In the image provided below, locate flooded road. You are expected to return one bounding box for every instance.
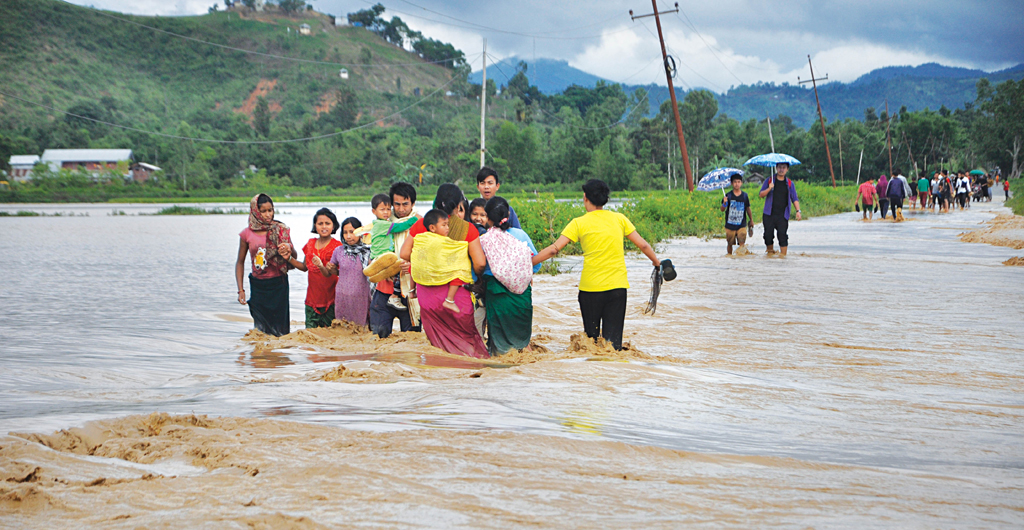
[1,199,1022,527]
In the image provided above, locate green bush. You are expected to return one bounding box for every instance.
[510,183,858,254]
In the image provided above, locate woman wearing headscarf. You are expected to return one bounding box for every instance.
[326,216,372,326]
[478,196,540,355]
[234,193,297,336]
[399,184,488,358]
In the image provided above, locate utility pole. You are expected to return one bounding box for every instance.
[856,148,864,185]
[902,130,918,175]
[630,1,694,192]
[884,100,893,178]
[479,38,487,169]
[798,55,836,188]
[766,112,775,153]
[838,129,844,185]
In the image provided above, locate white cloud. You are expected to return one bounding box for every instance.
[572,25,983,93]
[77,0,211,16]
[572,25,783,92]
[782,43,976,83]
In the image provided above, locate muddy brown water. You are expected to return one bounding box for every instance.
[1,199,1022,527]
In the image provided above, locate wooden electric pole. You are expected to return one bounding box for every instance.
[479,39,487,169]
[798,55,836,188]
[630,1,694,191]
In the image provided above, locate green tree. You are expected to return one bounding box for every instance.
[278,0,307,15]
[974,78,1024,179]
[253,96,271,137]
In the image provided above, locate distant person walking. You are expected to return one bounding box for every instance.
[858,178,878,220]
[917,173,930,210]
[234,193,297,337]
[887,168,907,221]
[876,175,890,219]
[758,162,802,256]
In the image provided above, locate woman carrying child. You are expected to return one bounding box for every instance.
[326,217,372,326]
[478,197,540,355]
[400,184,488,358]
[234,193,298,337]
[293,208,342,328]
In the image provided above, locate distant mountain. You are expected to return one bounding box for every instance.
[474,58,1024,128]
[471,57,609,95]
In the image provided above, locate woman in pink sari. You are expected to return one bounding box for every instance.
[400,184,488,358]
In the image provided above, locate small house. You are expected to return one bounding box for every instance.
[129,162,161,184]
[299,23,311,35]
[8,155,40,182]
[41,149,133,178]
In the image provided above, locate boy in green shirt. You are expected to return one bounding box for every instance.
[369,193,419,310]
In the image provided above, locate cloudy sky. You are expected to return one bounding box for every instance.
[69,0,1023,92]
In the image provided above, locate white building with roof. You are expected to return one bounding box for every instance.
[40,149,133,177]
[8,155,40,182]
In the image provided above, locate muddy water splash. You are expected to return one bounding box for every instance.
[1,200,1023,526]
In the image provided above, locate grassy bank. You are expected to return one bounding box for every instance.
[511,183,858,254]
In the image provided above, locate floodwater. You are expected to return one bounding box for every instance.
[1,198,1022,527]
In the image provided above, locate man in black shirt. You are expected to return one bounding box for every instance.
[757,162,802,256]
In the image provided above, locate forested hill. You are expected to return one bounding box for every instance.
[0,0,472,181]
[473,60,1024,128]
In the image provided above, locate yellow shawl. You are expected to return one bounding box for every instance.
[410,232,472,286]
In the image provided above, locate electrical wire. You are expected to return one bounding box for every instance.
[384,5,634,41]
[391,0,624,37]
[672,10,745,85]
[672,10,773,74]
[0,73,461,145]
[480,52,657,131]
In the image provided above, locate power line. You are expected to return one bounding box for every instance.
[635,20,720,92]
[0,73,462,145]
[672,10,772,74]
[65,1,476,68]
[389,0,622,37]
[389,0,628,40]
[384,5,635,41]
[672,11,745,85]
[476,52,652,131]
[533,90,651,131]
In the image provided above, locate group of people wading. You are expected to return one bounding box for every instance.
[856,168,1008,221]
[234,167,663,357]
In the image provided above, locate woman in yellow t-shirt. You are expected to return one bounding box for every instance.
[532,179,661,350]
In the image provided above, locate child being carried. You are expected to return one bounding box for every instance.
[410,209,473,314]
[367,193,419,311]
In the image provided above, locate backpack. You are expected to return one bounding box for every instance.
[478,228,533,294]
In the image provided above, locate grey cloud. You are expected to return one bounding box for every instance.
[72,0,1024,75]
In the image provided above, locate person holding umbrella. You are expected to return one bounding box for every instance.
[721,174,753,254]
[758,162,801,256]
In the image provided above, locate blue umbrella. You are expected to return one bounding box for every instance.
[743,153,801,167]
[697,167,743,192]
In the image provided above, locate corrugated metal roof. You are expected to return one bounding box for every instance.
[9,155,40,165]
[41,149,133,163]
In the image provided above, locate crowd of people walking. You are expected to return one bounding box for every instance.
[856,169,1007,220]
